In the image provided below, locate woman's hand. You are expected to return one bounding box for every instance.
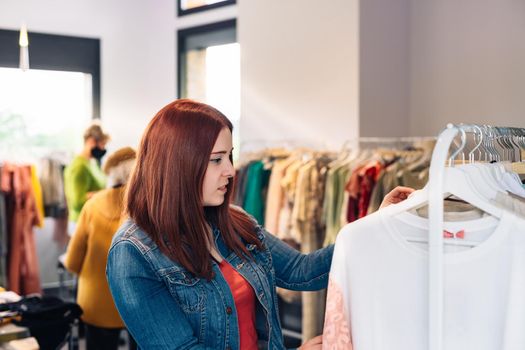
[379,186,415,209]
[299,335,323,350]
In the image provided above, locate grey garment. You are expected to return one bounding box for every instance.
[0,189,7,287]
[39,158,67,218]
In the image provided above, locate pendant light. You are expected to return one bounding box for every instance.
[19,23,30,71]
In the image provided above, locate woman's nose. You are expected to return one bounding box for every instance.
[223,161,235,178]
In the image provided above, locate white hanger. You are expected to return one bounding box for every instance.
[381,127,504,220]
[459,126,510,196]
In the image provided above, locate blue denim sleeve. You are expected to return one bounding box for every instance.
[262,228,335,291]
[106,241,210,349]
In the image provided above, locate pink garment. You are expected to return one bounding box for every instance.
[323,277,352,349]
[2,164,42,294]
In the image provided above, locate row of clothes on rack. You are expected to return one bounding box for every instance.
[233,140,435,247]
[232,139,435,340]
[323,125,525,350]
[0,158,68,295]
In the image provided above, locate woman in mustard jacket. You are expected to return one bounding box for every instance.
[64,147,136,350]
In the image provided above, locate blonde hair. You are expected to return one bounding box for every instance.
[103,147,136,188]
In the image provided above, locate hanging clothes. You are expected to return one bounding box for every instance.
[323,210,525,350]
[243,160,271,225]
[0,188,8,288]
[39,157,68,219]
[235,141,433,343]
[291,156,332,341]
[29,166,44,228]
[233,160,253,207]
[322,161,352,246]
[264,157,297,235]
[367,159,429,214]
[277,159,303,241]
[1,164,42,295]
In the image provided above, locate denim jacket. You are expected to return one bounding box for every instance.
[106,218,334,349]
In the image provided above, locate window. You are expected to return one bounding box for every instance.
[178,0,235,16]
[0,68,92,157]
[0,29,100,157]
[178,20,240,157]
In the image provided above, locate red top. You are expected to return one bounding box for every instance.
[219,260,258,350]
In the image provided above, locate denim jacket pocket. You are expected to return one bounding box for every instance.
[247,244,273,275]
[163,268,206,313]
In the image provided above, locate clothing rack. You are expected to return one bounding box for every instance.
[236,136,437,345]
[426,123,525,350]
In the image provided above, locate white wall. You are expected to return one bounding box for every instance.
[359,0,525,138]
[359,0,410,137]
[409,0,525,136]
[3,1,524,146]
[238,0,360,150]
[0,0,176,152]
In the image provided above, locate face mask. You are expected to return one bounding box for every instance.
[91,146,107,160]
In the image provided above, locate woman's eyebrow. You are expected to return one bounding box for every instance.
[211,148,233,155]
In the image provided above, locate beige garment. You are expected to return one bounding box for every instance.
[290,158,332,341]
[276,160,303,241]
[290,161,317,243]
[276,161,315,305]
[264,157,297,235]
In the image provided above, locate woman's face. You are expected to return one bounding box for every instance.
[202,128,235,206]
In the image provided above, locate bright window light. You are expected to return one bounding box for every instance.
[181,0,228,10]
[205,43,240,157]
[0,67,92,158]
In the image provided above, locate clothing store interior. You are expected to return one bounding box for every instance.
[1,1,525,350]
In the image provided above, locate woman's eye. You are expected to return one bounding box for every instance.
[210,158,222,164]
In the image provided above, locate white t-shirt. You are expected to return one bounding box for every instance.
[323,210,525,350]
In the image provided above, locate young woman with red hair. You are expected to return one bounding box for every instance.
[106,99,413,349]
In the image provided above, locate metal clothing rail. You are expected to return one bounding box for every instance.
[240,136,436,154]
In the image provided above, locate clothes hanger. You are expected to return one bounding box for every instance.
[508,127,525,176]
[381,126,504,248]
[457,124,508,195]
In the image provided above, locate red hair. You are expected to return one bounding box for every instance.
[126,99,262,279]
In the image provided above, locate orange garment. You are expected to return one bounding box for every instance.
[219,260,258,350]
[29,166,44,228]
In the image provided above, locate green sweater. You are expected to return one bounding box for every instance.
[64,156,106,222]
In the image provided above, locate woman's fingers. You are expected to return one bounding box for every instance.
[380,186,416,208]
